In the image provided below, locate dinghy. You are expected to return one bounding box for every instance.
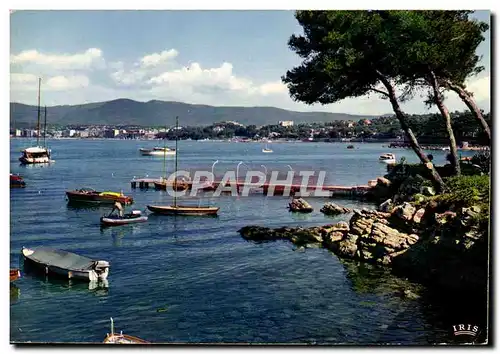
[101,210,148,226]
[104,318,150,344]
[10,269,21,282]
[21,247,109,282]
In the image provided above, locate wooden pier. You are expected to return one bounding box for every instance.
[131,177,376,198]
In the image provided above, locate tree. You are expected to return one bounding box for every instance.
[397,11,490,143]
[282,10,447,191]
[390,10,489,175]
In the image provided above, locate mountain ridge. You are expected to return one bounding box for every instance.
[10,98,380,127]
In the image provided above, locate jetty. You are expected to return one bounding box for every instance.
[131,177,377,198]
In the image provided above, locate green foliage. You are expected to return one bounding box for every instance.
[470,151,491,174]
[437,175,490,210]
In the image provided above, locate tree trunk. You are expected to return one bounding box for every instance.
[376,71,446,192]
[429,72,460,176]
[443,79,491,143]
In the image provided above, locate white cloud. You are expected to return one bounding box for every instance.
[148,62,253,93]
[10,48,104,70]
[140,49,178,68]
[46,75,90,91]
[257,81,288,95]
[10,73,38,85]
[10,47,490,116]
[466,76,490,101]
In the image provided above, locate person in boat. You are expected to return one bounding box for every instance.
[110,201,124,217]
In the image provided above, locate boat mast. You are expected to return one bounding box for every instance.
[36,78,41,146]
[43,106,47,148]
[162,124,167,182]
[174,116,179,208]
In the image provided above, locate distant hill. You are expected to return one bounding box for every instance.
[10,99,379,127]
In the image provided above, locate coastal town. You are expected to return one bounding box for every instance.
[10,110,491,150]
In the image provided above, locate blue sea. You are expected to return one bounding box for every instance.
[10,139,478,344]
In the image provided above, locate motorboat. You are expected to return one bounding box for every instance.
[10,174,26,188]
[379,153,396,164]
[10,269,21,282]
[262,148,273,153]
[104,318,149,344]
[66,188,134,205]
[101,210,148,226]
[21,247,109,282]
[139,147,176,156]
[347,145,355,149]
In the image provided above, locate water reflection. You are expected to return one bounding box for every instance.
[10,284,21,303]
[339,258,423,297]
[21,267,109,296]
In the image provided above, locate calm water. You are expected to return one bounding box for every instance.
[10,140,476,344]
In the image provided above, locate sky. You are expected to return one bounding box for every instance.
[9,10,491,115]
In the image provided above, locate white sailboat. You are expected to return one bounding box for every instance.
[19,78,52,165]
[262,132,273,153]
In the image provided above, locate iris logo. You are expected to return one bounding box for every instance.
[452,324,480,337]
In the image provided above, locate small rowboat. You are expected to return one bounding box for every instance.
[22,247,110,282]
[10,269,21,282]
[101,211,148,226]
[147,205,219,216]
[10,174,26,188]
[104,318,150,344]
[66,188,133,205]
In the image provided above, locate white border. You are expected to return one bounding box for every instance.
[3,2,497,354]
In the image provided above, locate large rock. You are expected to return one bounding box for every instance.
[320,202,352,216]
[378,199,394,213]
[413,208,426,224]
[393,202,416,221]
[288,198,313,213]
[377,177,391,187]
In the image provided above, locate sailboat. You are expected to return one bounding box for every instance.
[19,78,52,165]
[262,129,273,153]
[147,116,219,216]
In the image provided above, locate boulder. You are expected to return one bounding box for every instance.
[288,198,313,213]
[412,208,426,224]
[320,202,352,216]
[378,199,394,213]
[335,234,359,257]
[377,177,391,187]
[393,202,417,221]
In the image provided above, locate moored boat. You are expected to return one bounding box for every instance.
[147,204,219,216]
[139,147,176,156]
[101,210,148,226]
[19,146,52,165]
[104,318,149,344]
[147,116,220,217]
[22,247,110,282]
[262,148,273,153]
[10,173,26,188]
[379,153,396,164]
[66,188,133,205]
[19,79,53,165]
[10,269,21,282]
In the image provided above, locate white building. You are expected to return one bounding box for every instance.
[279,120,294,127]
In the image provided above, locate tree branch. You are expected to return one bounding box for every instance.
[370,87,389,97]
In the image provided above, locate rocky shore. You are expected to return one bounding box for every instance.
[239,199,488,293]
